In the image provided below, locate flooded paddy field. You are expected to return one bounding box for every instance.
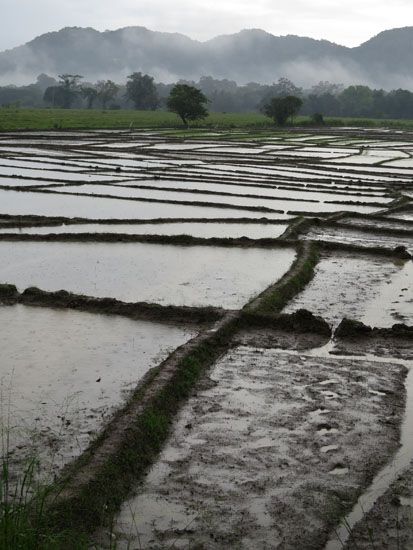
[1,127,413,548]
[0,221,289,239]
[0,241,296,308]
[0,189,290,219]
[284,251,413,327]
[0,303,196,479]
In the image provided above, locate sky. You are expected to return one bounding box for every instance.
[1,0,413,51]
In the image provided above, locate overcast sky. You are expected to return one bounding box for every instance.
[1,0,413,51]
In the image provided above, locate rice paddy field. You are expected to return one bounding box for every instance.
[0,126,412,549]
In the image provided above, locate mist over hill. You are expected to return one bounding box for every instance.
[1,26,413,89]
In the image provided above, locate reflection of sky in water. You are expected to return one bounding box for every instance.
[0,241,296,308]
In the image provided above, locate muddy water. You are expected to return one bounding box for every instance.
[284,252,413,328]
[0,242,296,308]
[0,165,125,182]
[107,344,405,549]
[0,189,289,220]
[0,158,93,172]
[0,222,289,239]
[0,304,195,479]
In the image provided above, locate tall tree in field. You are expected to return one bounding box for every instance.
[167,84,208,125]
[125,72,158,110]
[96,80,119,109]
[81,86,98,109]
[57,74,83,109]
[262,95,303,126]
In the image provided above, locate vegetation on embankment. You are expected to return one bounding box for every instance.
[3,108,413,132]
[244,241,320,314]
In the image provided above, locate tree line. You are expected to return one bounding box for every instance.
[3,72,413,121]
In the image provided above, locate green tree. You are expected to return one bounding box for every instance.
[80,86,98,109]
[57,74,83,109]
[125,72,158,110]
[271,77,302,97]
[262,95,303,126]
[339,85,374,117]
[96,80,119,109]
[167,84,208,125]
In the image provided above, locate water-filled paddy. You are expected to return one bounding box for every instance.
[0,304,195,477]
[0,165,126,182]
[0,241,296,308]
[284,251,413,327]
[0,221,289,239]
[0,189,289,219]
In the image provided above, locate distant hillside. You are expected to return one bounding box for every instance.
[1,26,413,89]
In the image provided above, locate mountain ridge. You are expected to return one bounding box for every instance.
[1,26,413,89]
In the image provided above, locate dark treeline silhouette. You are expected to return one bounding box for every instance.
[3,73,413,120]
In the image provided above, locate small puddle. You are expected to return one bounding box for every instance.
[329,466,349,476]
[368,389,387,397]
[321,390,340,399]
[325,364,413,550]
[321,445,339,454]
[318,427,339,436]
[399,496,413,507]
[319,379,339,386]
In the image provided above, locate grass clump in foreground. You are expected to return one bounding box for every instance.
[2,108,413,132]
[0,445,87,549]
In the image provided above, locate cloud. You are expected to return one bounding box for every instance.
[1,0,413,51]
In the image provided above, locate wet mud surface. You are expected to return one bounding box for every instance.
[107,336,407,549]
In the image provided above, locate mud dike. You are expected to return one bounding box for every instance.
[0,127,412,548]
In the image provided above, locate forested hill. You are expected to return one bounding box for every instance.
[1,26,413,89]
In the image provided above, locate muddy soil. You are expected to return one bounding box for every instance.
[105,334,407,549]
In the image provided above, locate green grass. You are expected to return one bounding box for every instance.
[2,107,413,132]
[0,423,88,549]
[0,109,270,132]
[253,242,320,314]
